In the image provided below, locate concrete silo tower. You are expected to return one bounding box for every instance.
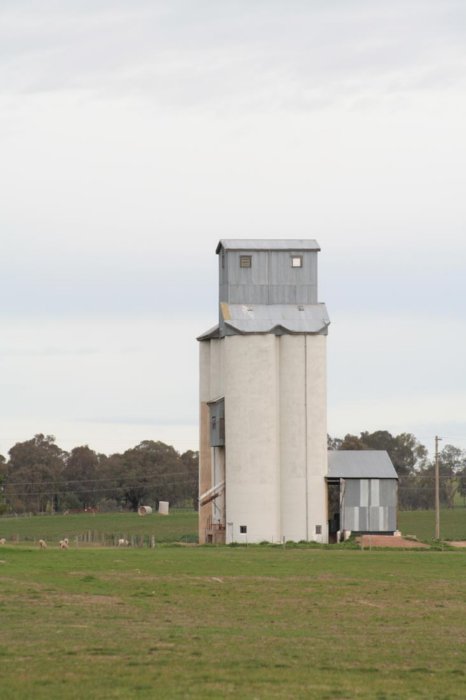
[198,240,330,544]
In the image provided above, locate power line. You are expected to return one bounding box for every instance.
[4,469,196,488]
[5,471,464,491]
[2,478,197,498]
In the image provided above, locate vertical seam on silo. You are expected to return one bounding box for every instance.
[267,251,270,304]
[212,445,216,534]
[304,335,309,541]
[276,335,281,542]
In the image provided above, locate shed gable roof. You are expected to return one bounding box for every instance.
[327,451,398,479]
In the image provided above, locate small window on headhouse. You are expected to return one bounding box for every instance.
[315,525,322,535]
[240,525,247,534]
[291,256,303,268]
[240,255,252,268]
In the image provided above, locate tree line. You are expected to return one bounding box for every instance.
[1,429,465,516]
[328,430,466,510]
[0,434,198,515]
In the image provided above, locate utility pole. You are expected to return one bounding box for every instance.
[435,435,442,539]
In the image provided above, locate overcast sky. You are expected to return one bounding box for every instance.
[1,0,465,457]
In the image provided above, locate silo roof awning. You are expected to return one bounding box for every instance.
[197,324,221,341]
[216,239,320,253]
[327,451,398,479]
[221,303,330,335]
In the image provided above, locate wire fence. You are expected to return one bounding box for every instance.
[3,530,199,547]
[398,475,466,510]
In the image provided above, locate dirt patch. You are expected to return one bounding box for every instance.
[447,541,466,548]
[358,535,429,549]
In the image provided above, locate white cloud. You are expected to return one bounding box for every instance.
[0,418,197,457]
[0,315,205,455]
[0,1,465,453]
[1,1,465,101]
[328,313,466,450]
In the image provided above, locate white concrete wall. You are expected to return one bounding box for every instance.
[278,335,327,542]
[279,335,308,541]
[223,335,281,543]
[199,332,328,544]
[209,339,224,401]
[199,341,211,403]
[199,336,225,405]
[305,335,328,543]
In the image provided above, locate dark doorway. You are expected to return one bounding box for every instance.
[327,479,340,543]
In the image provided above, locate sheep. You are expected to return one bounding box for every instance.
[38,539,47,549]
[118,538,129,547]
[0,538,6,545]
[59,540,69,549]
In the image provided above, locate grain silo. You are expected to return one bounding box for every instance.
[198,240,330,544]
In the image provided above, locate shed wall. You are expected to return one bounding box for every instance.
[341,478,397,532]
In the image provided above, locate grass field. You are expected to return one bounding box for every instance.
[0,509,198,545]
[0,545,465,699]
[2,508,465,548]
[398,508,466,542]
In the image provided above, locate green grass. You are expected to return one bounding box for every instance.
[3,507,466,548]
[0,509,198,545]
[3,508,466,549]
[0,546,465,699]
[2,508,466,549]
[398,508,466,542]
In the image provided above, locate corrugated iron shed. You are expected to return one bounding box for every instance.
[327,451,398,479]
[216,239,320,253]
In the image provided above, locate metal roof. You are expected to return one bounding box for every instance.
[197,324,221,341]
[327,451,398,479]
[221,302,329,335]
[216,239,320,253]
[197,303,329,339]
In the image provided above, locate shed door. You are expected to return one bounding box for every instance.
[342,479,396,532]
